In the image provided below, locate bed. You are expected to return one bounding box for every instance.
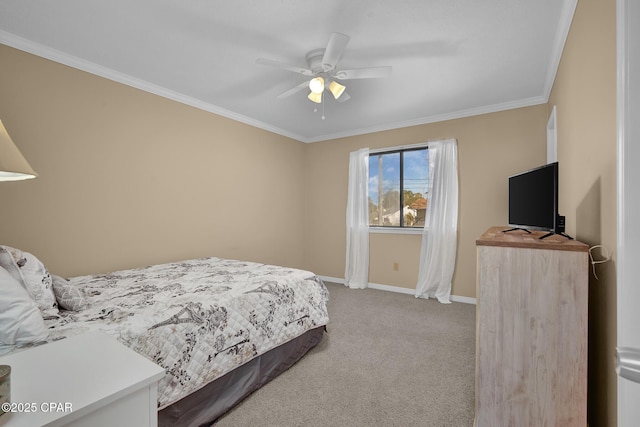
[0,246,329,426]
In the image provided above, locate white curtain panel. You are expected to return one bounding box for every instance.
[415,139,459,303]
[345,148,370,289]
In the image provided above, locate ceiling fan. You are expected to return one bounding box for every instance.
[256,32,392,104]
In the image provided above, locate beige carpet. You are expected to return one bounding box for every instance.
[215,282,476,426]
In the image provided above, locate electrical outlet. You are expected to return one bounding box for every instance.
[393,262,399,271]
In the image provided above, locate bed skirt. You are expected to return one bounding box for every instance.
[158,326,326,427]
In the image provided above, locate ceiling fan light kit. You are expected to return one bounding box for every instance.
[256,32,392,109]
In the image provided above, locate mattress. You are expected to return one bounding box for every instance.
[41,257,330,410]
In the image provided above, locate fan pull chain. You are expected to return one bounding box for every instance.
[322,91,325,120]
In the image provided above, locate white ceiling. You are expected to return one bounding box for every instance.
[0,1,576,143]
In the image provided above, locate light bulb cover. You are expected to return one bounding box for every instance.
[328,81,346,99]
[309,77,325,94]
[308,91,322,103]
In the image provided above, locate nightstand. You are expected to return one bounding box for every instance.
[0,331,165,427]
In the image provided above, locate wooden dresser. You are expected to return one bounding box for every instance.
[475,226,589,426]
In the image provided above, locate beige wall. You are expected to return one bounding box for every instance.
[1,43,549,297]
[0,42,550,299]
[0,44,306,277]
[547,0,617,425]
[303,106,548,298]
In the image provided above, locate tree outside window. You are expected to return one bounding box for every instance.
[368,147,429,228]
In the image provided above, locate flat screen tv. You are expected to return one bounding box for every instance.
[506,162,571,239]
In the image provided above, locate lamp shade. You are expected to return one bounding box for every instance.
[328,81,346,99]
[308,91,323,104]
[0,120,38,181]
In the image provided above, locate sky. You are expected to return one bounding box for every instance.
[368,149,429,204]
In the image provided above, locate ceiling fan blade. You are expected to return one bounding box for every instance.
[321,32,350,72]
[333,66,392,80]
[276,81,310,99]
[256,58,314,76]
[337,92,351,103]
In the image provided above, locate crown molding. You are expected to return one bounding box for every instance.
[303,96,548,143]
[0,31,307,143]
[542,0,578,99]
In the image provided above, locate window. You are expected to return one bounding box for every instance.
[368,146,429,228]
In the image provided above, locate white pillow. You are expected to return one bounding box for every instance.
[0,266,49,346]
[0,246,59,319]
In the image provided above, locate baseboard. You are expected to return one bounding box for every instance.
[449,294,477,305]
[318,275,476,305]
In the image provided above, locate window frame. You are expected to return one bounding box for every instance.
[368,142,429,234]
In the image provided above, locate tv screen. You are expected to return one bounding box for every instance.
[508,162,558,232]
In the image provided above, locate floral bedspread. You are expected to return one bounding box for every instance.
[43,257,329,409]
